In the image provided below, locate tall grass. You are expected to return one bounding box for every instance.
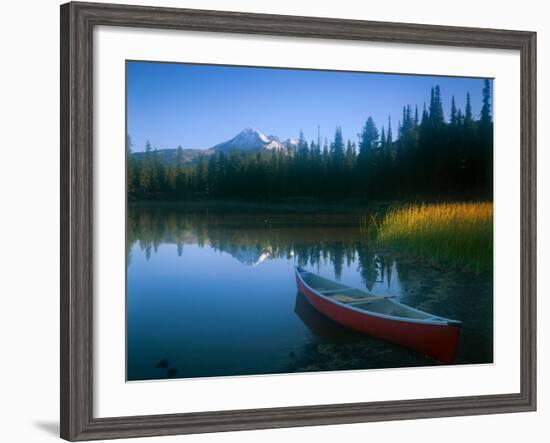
[362,202,493,273]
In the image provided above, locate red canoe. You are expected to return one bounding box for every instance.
[295,266,461,363]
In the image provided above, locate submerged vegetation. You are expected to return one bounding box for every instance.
[362,202,493,273]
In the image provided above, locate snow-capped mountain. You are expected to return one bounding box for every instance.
[283,138,298,150]
[213,128,293,153]
[130,128,299,165]
[229,245,273,267]
[269,135,299,150]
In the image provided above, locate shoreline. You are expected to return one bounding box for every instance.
[128,197,493,214]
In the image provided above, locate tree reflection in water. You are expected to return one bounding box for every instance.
[126,202,493,378]
[127,203,396,292]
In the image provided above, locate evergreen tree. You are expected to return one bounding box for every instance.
[138,140,154,193]
[464,92,473,125]
[127,82,493,202]
[450,96,458,127]
[421,103,429,126]
[297,130,309,157]
[478,80,493,197]
[322,138,330,173]
[127,134,136,196]
[331,127,346,166]
[480,80,492,128]
[457,109,464,126]
[322,138,329,158]
[345,140,355,172]
[429,86,444,125]
[358,117,379,159]
[357,117,379,197]
[380,127,386,151]
[310,139,321,160]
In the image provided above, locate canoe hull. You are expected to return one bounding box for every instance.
[296,274,460,364]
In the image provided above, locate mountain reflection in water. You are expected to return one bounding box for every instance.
[126,203,493,380]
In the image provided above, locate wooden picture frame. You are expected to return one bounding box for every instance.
[60,1,536,440]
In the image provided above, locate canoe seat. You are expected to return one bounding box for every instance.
[319,287,357,295]
[331,294,382,304]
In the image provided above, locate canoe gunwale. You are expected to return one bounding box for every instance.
[295,267,462,327]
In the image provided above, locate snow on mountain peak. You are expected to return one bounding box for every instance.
[240,127,267,141]
[213,128,285,153]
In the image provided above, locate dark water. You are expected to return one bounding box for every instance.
[127,202,493,381]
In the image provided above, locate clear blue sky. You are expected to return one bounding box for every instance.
[127,61,490,152]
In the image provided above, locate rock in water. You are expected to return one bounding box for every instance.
[166,368,179,378]
[155,358,169,369]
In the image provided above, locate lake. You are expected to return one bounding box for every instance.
[126,202,493,381]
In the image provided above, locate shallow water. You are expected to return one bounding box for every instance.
[126,202,493,381]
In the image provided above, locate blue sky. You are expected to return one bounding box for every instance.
[127,61,490,152]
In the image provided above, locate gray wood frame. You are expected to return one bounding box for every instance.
[60,1,536,440]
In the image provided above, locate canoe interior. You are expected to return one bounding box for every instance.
[298,268,441,321]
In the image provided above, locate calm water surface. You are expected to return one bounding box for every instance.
[127,202,493,381]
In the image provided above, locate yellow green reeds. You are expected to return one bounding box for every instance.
[362,202,493,273]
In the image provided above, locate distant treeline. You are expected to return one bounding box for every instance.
[128,81,493,201]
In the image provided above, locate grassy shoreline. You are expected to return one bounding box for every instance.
[128,197,489,214]
[362,202,493,273]
[129,199,493,272]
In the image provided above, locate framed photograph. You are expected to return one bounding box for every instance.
[60,1,536,440]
